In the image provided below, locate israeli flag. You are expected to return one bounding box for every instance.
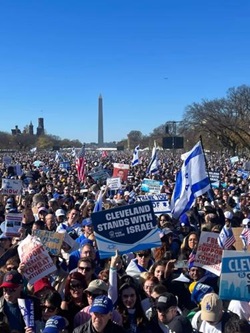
[146,144,159,175]
[131,145,140,167]
[171,141,211,219]
[93,190,103,213]
[55,151,64,162]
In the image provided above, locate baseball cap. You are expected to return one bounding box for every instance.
[156,292,177,312]
[33,277,54,295]
[0,270,24,288]
[201,293,223,322]
[90,295,113,314]
[242,218,250,226]
[189,282,214,305]
[38,207,48,214]
[180,213,190,227]
[117,189,124,195]
[85,279,108,293]
[82,218,92,226]
[43,316,67,333]
[6,198,14,203]
[55,209,65,217]
[224,211,233,220]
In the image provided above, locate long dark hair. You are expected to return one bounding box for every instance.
[116,282,148,330]
[64,272,87,302]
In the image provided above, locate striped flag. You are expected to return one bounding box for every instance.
[101,150,108,158]
[240,227,250,248]
[93,190,103,213]
[188,249,196,264]
[131,145,140,167]
[76,144,86,182]
[217,225,236,249]
[146,142,159,175]
[171,141,211,219]
[55,151,64,162]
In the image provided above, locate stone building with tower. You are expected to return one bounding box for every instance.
[11,117,45,136]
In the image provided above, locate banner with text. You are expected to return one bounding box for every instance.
[33,230,64,256]
[141,178,163,194]
[91,201,161,259]
[219,250,250,302]
[18,234,56,284]
[5,212,23,237]
[194,231,223,276]
[137,193,171,215]
[1,178,22,195]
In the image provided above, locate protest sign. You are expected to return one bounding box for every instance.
[106,177,121,190]
[194,231,223,276]
[91,201,161,259]
[5,212,23,237]
[219,250,250,302]
[112,163,129,182]
[33,230,64,256]
[18,234,56,284]
[18,299,35,333]
[89,168,110,181]
[137,193,171,215]
[1,178,22,195]
[140,178,163,194]
[3,155,12,166]
[208,171,220,188]
[59,161,70,170]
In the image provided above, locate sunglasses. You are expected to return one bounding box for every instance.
[3,287,17,293]
[70,283,84,290]
[41,305,56,312]
[137,253,150,258]
[78,266,91,272]
[6,266,18,271]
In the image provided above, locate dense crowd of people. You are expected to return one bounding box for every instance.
[0,149,249,333]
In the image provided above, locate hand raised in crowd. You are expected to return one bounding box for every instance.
[110,249,121,269]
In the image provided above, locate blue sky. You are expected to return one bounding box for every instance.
[0,1,250,143]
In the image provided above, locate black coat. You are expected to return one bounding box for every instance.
[73,319,126,333]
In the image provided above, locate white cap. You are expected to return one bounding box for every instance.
[242,218,250,226]
[224,211,233,220]
[55,209,66,217]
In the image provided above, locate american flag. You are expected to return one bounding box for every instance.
[101,150,108,158]
[76,144,86,182]
[240,227,250,248]
[217,225,236,249]
[188,249,196,264]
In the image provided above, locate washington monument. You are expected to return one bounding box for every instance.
[98,94,104,147]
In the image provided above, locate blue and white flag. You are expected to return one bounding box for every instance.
[217,225,236,249]
[93,190,103,213]
[55,151,64,162]
[131,145,140,167]
[171,141,211,219]
[146,143,159,175]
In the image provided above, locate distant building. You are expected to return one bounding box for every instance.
[11,118,45,136]
[29,121,34,135]
[36,117,45,136]
[11,125,21,136]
